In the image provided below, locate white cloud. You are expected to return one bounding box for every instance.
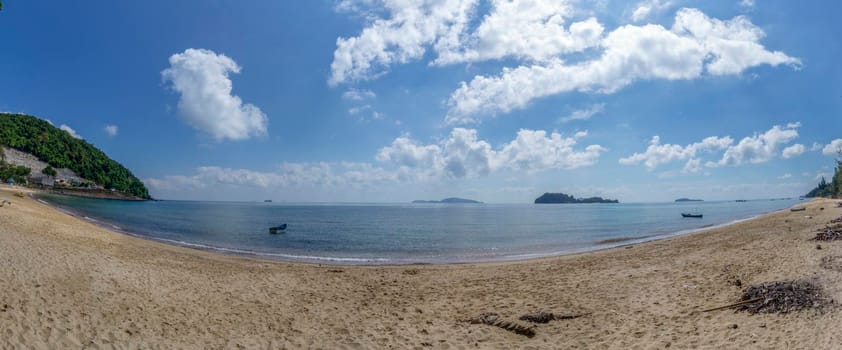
[739,0,755,8]
[446,8,800,123]
[682,158,702,173]
[162,48,268,141]
[822,139,842,156]
[559,103,605,123]
[619,135,733,170]
[342,88,376,101]
[433,1,604,65]
[328,0,478,85]
[59,124,82,139]
[781,143,804,159]
[810,142,823,151]
[348,105,371,115]
[145,162,403,193]
[708,123,800,167]
[778,173,791,180]
[104,125,118,137]
[377,128,606,178]
[631,0,674,22]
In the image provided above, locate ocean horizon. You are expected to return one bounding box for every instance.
[36,193,801,265]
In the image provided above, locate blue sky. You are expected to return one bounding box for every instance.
[1,0,840,202]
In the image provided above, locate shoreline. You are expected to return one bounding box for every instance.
[31,189,799,266]
[2,186,842,348]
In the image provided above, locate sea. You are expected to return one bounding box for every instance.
[35,194,801,265]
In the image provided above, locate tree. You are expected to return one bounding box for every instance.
[0,113,150,198]
[42,165,57,177]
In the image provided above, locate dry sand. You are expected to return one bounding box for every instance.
[1,186,841,349]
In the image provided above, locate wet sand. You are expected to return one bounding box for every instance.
[1,186,840,349]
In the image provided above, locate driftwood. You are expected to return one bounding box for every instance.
[702,297,763,312]
[519,311,589,324]
[468,313,535,338]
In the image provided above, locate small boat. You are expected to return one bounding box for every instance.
[790,207,806,212]
[269,224,287,234]
[681,213,703,218]
[735,199,748,202]
[264,199,272,203]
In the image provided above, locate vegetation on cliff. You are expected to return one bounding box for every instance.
[0,113,150,199]
[806,150,842,198]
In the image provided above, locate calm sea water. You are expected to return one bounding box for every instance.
[35,194,800,264]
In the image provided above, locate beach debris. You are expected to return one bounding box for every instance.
[813,226,842,241]
[467,313,535,338]
[518,311,589,324]
[403,268,420,275]
[820,255,842,272]
[13,192,24,198]
[326,268,344,273]
[791,207,806,212]
[734,280,831,314]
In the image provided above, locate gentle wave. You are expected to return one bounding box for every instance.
[33,193,799,265]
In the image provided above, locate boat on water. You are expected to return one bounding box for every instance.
[269,224,287,234]
[681,213,703,218]
[264,199,272,203]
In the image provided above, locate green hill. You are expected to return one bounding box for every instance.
[0,113,150,199]
[805,150,841,198]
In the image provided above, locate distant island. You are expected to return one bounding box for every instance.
[675,198,703,202]
[412,197,483,204]
[534,193,618,204]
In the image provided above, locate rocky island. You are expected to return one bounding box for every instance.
[675,198,704,202]
[534,192,619,204]
[412,197,483,204]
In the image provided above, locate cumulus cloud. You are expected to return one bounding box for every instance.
[433,1,604,65]
[328,0,477,85]
[707,123,800,167]
[146,127,603,196]
[162,48,268,141]
[145,162,404,193]
[377,128,606,178]
[330,2,799,124]
[781,143,804,159]
[778,173,791,180]
[446,8,800,123]
[822,139,842,156]
[104,125,118,137]
[59,124,82,139]
[631,0,675,22]
[559,103,605,123]
[619,135,733,170]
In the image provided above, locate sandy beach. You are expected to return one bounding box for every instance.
[1,186,840,349]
